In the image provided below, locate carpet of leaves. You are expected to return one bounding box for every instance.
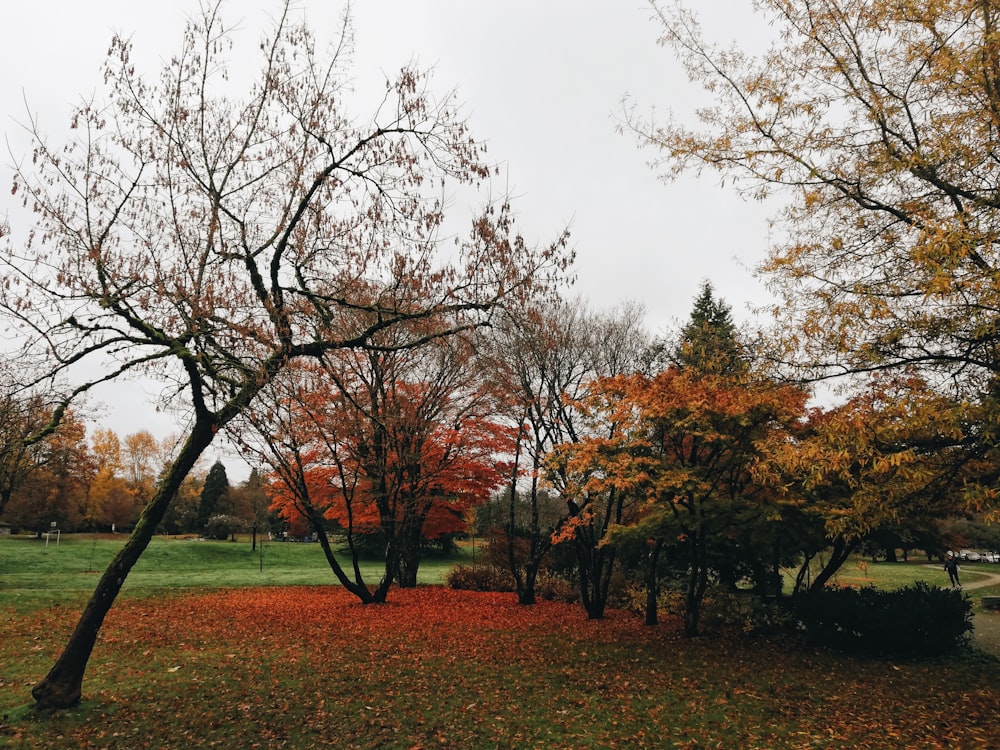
[2,586,999,749]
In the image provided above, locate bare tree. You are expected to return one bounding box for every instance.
[3,2,568,708]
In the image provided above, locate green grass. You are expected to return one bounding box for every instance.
[0,534,469,613]
[784,555,1000,591]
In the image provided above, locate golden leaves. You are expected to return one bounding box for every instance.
[638,0,1000,389]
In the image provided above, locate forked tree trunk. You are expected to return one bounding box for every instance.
[683,532,710,637]
[578,542,615,620]
[31,421,216,709]
[516,561,540,605]
[808,537,858,593]
[309,513,375,604]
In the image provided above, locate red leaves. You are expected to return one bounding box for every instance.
[97,586,653,668]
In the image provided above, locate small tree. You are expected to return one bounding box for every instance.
[757,373,977,593]
[553,286,807,634]
[1,410,95,535]
[232,468,270,550]
[540,302,657,618]
[203,513,249,541]
[0,375,88,523]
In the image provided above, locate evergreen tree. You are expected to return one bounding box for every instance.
[675,281,744,375]
[195,460,230,533]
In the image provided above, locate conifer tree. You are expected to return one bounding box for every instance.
[196,461,230,533]
[675,281,744,375]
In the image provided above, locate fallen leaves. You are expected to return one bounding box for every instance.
[3,586,1000,749]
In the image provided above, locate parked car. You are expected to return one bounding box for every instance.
[960,549,982,561]
[982,552,1000,563]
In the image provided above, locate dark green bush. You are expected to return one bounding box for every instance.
[792,582,973,657]
[203,514,250,541]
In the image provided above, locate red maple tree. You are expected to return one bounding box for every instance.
[265,337,515,595]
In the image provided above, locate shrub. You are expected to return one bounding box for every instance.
[534,573,580,604]
[620,582,681,620]
[708,591,798,635]
[792,582,973,657]
[445,564,515,592]
[619,583,795,634]
[203,514,250,541]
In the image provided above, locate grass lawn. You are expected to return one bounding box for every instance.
[0,534,469,612]
[2,536,999,749]
[786,555,1000,608]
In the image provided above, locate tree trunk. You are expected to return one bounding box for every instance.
[683,561,709,637]
[793,552,815,595]
[372,538,396,603]
[808,537,857,593]
[32,421,216,709]
[506,433,526,600]
[683,533,709,637]
[397,532,422,588]
[396,502,431,589]
[644,538,664,626]
[310,512,374,604]
[517,563,539,605]
[511,487,553,606]
[580,544,614,619]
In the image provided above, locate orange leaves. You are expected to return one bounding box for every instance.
[9,584,1000,747]
[761,373,975,540]
[553,367,807,511]
[101,586,651,651]
[551,511,593,545]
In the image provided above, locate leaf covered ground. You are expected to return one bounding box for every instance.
[2,586,999,749]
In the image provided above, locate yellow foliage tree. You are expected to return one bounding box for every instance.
[756,373,978,590]
[631,1,1000,391]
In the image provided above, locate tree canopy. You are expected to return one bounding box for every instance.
[631,0,1000,392]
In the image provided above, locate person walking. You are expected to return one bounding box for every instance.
[945,553,961,588]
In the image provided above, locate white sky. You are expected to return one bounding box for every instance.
[1,1,777,477]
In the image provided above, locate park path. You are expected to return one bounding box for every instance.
[922,564,1000,657]
[922,563,1000,590]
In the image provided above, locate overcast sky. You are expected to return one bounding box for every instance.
[2,1,776,475]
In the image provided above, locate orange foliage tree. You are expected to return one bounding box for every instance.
[756,373,982,592]
[552,367,806,635]
[0,381,89,525]
[1,409,95,534]
[630,1,1000,394]
[322,381,513,588]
